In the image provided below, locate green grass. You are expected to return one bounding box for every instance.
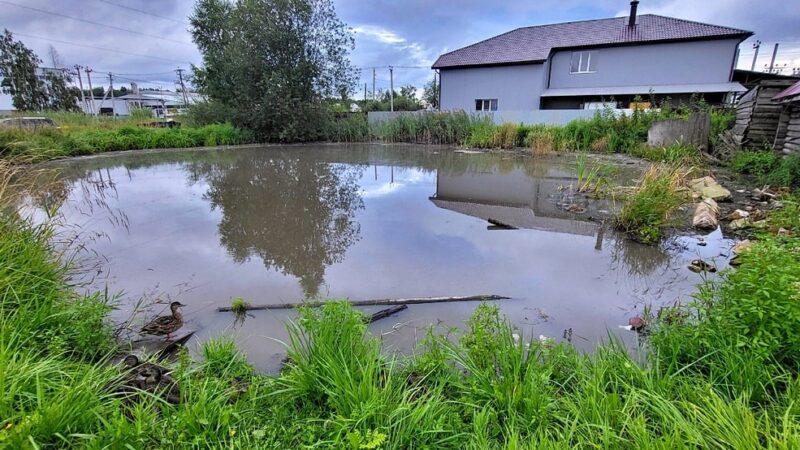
[730,150,800,188]
[3,157,800,447]
[0,112,255,162]
[615,164,688,243]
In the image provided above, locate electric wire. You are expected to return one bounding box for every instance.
[0,0,194,46]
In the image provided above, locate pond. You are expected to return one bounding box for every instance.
[30,144,732,371]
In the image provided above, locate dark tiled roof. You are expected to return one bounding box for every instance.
[432,14,752,69]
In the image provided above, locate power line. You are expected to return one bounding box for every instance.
[0,0,194,46]
[97,0,189,25]
[12,32,193,65]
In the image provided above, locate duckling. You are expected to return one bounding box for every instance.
[141,301,185,339]
[119,355,180,405]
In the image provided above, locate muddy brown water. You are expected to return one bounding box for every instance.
[29,144,733,372]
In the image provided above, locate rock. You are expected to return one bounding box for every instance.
[728,218,751,231]
[731,240,754,254]
[729,255,742,267]
[778,228,792,236]
[689,259,717,273]
[697,237,707,246]
[689,176,731,202]
[727,209,750,221]
[772,201,784,209]
[745,205,754,211]
[750,210,767,221]
[628,316,646,331]
[692,198,720,230]
[752,220,768,229]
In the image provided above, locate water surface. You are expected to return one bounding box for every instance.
[32,144,731,371]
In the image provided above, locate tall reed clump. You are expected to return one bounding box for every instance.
[371,111,475,145]
[614,164,687,243]
[324,114,370,142]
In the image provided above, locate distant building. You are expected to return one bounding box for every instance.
[83,83,204,118]
[432,1,752,112]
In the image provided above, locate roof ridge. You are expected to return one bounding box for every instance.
[644,14,752,35]
[516,15,625,30]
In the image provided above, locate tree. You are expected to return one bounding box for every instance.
[423,76,439,110]
[190,0,358,141]
[0,29,48,111]
[45,70,80,112]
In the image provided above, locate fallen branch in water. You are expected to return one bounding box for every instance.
[366,304,408,323]
[216,294,511,312]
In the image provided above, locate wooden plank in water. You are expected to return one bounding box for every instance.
[217,294,510,312]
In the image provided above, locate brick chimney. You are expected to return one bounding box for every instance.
[629,0,639,27]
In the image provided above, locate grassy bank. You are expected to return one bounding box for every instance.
[330,106,729,163]
[2,158,800,447]
[0,113,255,162]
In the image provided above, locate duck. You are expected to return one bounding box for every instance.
[118,354,180,405]
[141,301,185,339]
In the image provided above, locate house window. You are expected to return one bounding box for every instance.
[475,99,498,111]
[570,51,598,73]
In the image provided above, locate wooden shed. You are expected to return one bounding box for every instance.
[773,81,800,155]
[732,79,797,150]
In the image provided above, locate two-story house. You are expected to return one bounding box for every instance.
[432,2,753,111]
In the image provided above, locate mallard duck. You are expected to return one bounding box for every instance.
[141,301,185,339]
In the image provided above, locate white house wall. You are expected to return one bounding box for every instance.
[440,64,546,111]
[547,38,741,89]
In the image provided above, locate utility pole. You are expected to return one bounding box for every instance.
[769,43,780,73]
[85,67,96,115]
[176,67,189,106]
[751,40,761,71]
[389,66,394,112]
[73,64,86,113]
[364,83,367,103]
[372,67,376,101]
[108,72,115,119]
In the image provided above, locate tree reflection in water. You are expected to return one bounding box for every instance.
[191,153,364,297]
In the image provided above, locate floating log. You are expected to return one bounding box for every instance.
[217,294,511,312]
[366,304,408,323]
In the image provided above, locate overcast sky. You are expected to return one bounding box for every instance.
[2,0,799,94]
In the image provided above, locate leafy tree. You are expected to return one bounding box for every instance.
[361,86,423,112]
[399,84,416,99]
[45,70,80,112]
[0,29,48,111]
[190,0,358,141]
[423,76,439,110]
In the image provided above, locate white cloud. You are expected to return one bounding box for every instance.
[352,25,407,45]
